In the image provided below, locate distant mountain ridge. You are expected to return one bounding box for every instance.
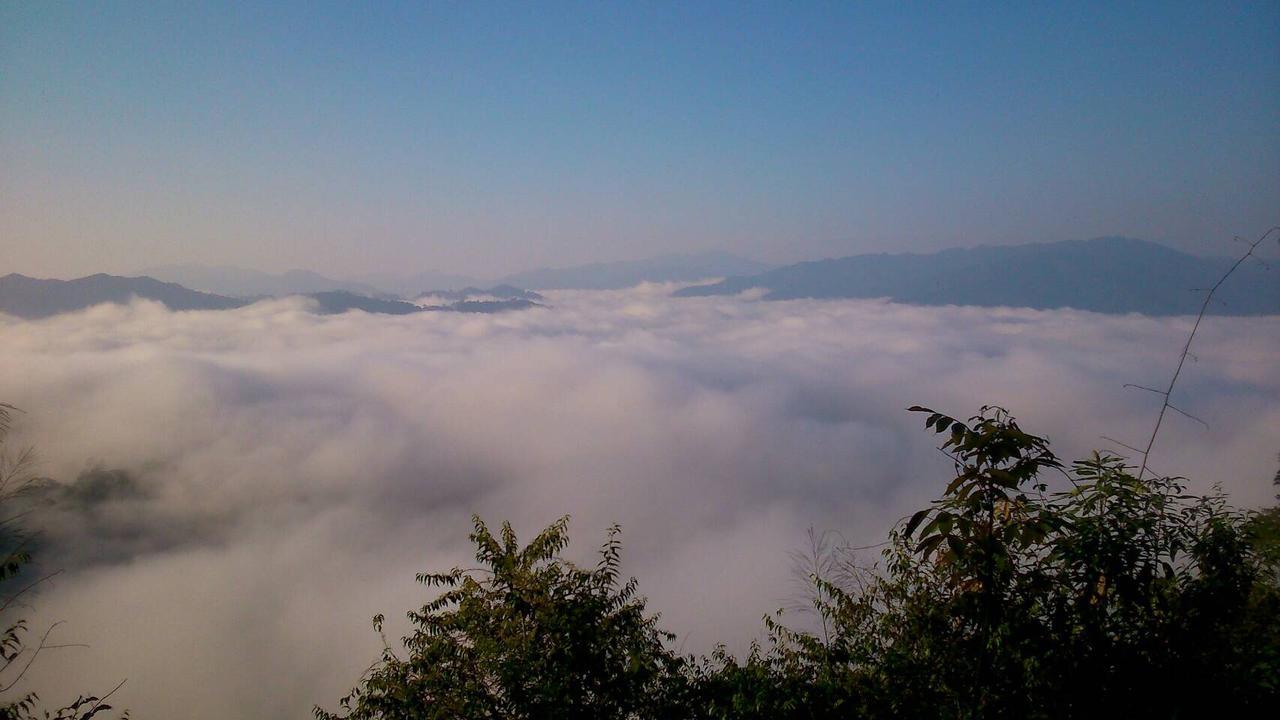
[11,238,1276,319]
[0,276,542,319]
[414,285,544,303]
[140,264,391,299]
[675,238,1280,316]
[307,291,423,315]
[421,298,544,313]
[289,291,542,315]
[141,253,772,296]
[0,273,248,319]
[344,270,482,297]
[498,251,772,290]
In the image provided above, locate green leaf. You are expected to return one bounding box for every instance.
[904,509,932,537]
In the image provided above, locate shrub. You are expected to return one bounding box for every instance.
[316,517,693,720]
[323,406,1280,718]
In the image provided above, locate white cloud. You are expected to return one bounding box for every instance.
[1,291,1277,717]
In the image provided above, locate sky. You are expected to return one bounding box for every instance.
[3,289,1277,716]
[2,1,1278,278]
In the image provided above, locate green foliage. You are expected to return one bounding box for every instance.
[706,406,1280,718]
[316,516,693,720]
[1249,454,1280,576]
[324,406,1280,718]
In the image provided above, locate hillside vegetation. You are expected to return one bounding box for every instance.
[318,406,1280,719]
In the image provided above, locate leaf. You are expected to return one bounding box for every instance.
[904,509,931,537]
[915,534,945,557]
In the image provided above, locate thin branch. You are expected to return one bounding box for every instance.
[0,570,63,615]
[1136,225,1279,479]
[0,404,20,436]
[0,620,64,692]
[87,677,128,714]
[1123,384,1168,396]
[1100,435,1145,455]
[839,540,892,552]
[1166,403,1209,429]
[0,509,40,530]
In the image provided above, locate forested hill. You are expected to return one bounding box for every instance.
[0,275,543,319]
[0,273,248,318]
[499,251,772,290]
[675,238,1280,315]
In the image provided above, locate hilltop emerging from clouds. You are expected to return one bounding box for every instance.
[0,276,544,319]
[677,237,1280,316]
[4,238,1277,320]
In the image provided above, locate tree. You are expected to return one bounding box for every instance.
[316,516,693,720]
[742,406,1280,718]
[322,406,1280,718]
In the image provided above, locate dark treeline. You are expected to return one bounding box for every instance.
[316,406,1280,719]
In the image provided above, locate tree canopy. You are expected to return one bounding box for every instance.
[316,516,693,720]
[320,406,1280,719]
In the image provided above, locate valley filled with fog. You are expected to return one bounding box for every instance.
[1,288,1278,718]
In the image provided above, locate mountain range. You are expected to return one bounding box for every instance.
[7,239,1276,320]
[140,252,770,297]
[342,270,483,297]
[414,285,545,303]
[0,273,248,319]
[139,264,391,299]
[306,291,424,315]
[310,291,543,315]
[675,238,1279,316]
[0,277,541,319]
[495,251,773,290]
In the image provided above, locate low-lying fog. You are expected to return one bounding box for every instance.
[2,287,1277,718]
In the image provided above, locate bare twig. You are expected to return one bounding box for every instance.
[1123,384,1168,396]
[1100,435,1145,455]
[1135,226,1279,479]
[0,404,20,436]
[0,570,64,615]
[1166,403,1209,429]
[87,678,128,714]
[0,621,65,692]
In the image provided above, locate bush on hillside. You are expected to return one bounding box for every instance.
[320,406,1280,719]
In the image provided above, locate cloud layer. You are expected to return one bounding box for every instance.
[1,289,1277,718]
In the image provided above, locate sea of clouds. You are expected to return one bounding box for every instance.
[1,287,1277,718]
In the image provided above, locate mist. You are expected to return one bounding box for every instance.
[1,288,1277,718]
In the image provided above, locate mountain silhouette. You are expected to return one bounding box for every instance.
[306,291,425,315]
[674,238,1279,315]
[414,285,544,303]
[140,264,392,298]
[298,291,542,315]
[0,273,248,319]
[498,251,772,290]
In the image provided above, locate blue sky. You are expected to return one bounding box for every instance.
[2,1,1277,277]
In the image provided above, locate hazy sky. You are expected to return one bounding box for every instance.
[2,1,1277,278]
